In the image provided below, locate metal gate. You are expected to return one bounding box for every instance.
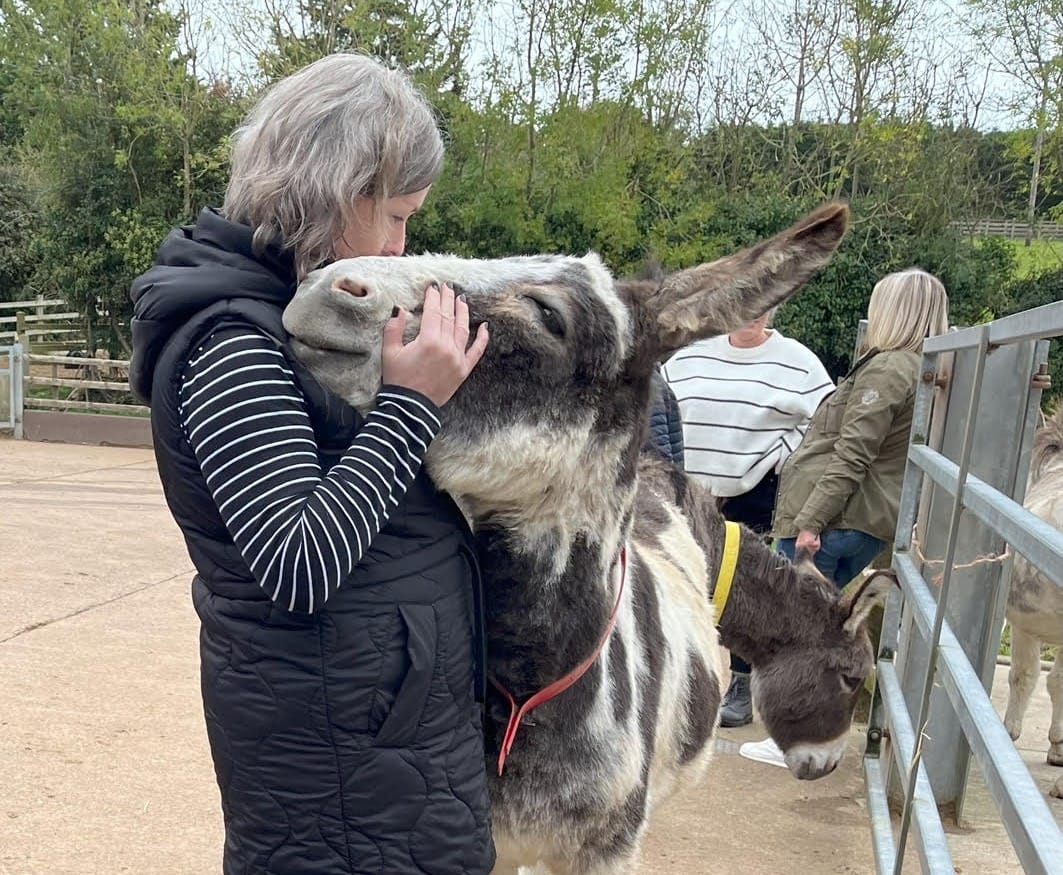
[863,301,1063,873]
[0,342,23,438]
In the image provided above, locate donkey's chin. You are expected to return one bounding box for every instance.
[783,737,849,780]
[287,340,380,411]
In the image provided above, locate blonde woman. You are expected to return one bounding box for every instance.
[737,269,949,769]
[772,268,949,583]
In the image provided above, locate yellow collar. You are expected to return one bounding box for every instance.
[712,521,741,622]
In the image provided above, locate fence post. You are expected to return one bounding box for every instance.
[12,341,23,440]
[14,310,32,357]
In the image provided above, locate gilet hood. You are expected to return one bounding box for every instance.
[128,208,296,403]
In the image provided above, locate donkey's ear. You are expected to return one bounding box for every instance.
[840,570,898,637]
[639,202,849,361]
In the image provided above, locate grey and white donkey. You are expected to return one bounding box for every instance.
[1003,405,1063,799]
[282,203,896,873]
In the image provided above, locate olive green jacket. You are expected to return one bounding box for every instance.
[772,348,920,542]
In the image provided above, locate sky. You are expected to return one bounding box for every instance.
[183,0,1031,132]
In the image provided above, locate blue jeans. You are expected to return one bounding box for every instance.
[777,529,885,589]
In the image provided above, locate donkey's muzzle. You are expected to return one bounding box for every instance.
[789,756,840,781]
[784,738,848,781]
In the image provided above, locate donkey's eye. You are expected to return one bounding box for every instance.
[842,674,864,692]
[531,298,566,338]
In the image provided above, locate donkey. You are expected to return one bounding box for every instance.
[1003,405,1063,798]
[282,203,896,873]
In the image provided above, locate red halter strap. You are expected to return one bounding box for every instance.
[490,546,628,777]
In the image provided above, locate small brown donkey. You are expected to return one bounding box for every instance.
[282,203,895,874]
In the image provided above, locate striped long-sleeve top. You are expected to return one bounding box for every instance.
[178,328,441,614]
[662,330,834,497]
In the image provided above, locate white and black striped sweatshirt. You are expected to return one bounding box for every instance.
[662,331,834,498]
[178,328,441,614]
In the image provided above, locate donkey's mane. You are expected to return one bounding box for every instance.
[1031,404,1063,485]
[708,525,840,668]
[741,540,836,624]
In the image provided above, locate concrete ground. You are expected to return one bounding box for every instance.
[1,437,1060,874]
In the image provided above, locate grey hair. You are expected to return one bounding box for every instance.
[738,306,778,329]
[865,269,949,353]
[223,53,444,278]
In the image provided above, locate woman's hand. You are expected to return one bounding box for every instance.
[795,529,821,556]
[381,282,489,407]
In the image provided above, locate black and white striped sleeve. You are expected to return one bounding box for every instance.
[178,328,442,614]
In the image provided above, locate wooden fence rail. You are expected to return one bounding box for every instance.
[22,352,147,416]
[0,329,84,353]
[30,353,130,368]
[0,328,83,342]
[25,375,130,392]
[23,396,147,415]
[0,311,80,325]
[951,219,1063,241]
[0,298,67,312]
[0,306,86,353]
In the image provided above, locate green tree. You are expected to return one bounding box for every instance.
[255,0,478,94]
[967,0,1063,240]
[0,166,37,301]
[1003,266,1063,405]
[1,0,240,351]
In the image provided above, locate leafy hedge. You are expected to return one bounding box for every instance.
[1003,267,1063,406]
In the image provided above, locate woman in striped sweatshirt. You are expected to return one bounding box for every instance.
[129,54,495,874]
[662,308,833,728]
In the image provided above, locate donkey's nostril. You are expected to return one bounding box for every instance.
[331,276,371,298]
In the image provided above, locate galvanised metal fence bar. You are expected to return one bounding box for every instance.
[922,300,1063,352]
[864,756,897,872]
[863,300,1063,874]
[872,660,954,872]
[910,445,1063,590]
[894,323,992,870]
[892,553,1063,872]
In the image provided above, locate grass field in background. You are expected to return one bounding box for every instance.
[1002,238,1063,277]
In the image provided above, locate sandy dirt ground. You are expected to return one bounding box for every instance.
[1,438,1060,874]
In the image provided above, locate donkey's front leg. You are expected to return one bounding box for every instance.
[525,855,635,875]
[574,850,640,875]
[1046,657,1063,766]
[1004,626,1042,742]
[561,837,643,875]
[490,859,558,875]
[489,849,527,875]
[490,836,550,875]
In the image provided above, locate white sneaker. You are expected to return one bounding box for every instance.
[739,737,788,769]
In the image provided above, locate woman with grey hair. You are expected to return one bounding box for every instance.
[128,54,494,873]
